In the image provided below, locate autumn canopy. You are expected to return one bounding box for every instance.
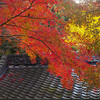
[0,0,100,90]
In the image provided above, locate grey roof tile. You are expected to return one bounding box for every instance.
[0,54,100,100]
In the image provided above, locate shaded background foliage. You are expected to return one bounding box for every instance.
[0,27,26,55]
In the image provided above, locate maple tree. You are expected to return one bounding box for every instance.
[54,0,100,55]
[0,0,100,90]
[55,0,100,87]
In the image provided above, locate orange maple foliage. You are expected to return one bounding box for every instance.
[0,0,99,90]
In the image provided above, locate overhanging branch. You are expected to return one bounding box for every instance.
[0,34,62,61]
[6,24,52,43]
[0,0,35,27]
[28,36,62,60]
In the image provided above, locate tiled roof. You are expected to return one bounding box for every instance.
[0,55,100,100]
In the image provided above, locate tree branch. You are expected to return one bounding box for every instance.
[6,24,52,43]
[0,0,35,27]
[0,35,24,37]
[28,36,62,60]
[0,33,62,61]
[19,15,47,19]
[18,15,55,20]
[83,10,100,13]
[0,0,50,27]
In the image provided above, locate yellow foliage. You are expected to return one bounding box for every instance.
[65,15,100,54]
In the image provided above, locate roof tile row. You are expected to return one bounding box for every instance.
[0,55,99,99]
